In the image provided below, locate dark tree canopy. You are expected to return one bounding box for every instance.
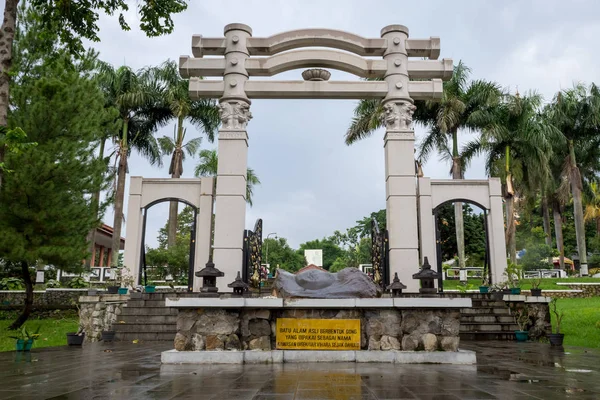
[30,0,188,55]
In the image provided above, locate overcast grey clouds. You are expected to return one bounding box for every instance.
[19,0,600,249]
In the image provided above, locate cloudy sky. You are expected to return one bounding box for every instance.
[81,0,599,249]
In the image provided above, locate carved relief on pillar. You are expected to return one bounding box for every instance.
[218,100,252,130]
[383,101,416,131]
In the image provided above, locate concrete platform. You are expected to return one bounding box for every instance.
[161,349,477,364]
[165,297,472,308]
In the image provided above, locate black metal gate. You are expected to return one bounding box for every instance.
[242,218,263,289]
[432,199,492,292]
[371,218,389,289]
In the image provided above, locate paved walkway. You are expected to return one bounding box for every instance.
[0,341,599,399]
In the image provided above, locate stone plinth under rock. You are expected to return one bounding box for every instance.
[172,306,462,353]
[273,267,382,299]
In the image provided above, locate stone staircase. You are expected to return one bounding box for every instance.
[112,292,519,342]
[114,293,178,341]
[459,294,518,341]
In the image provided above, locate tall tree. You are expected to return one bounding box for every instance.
[0,49,110,329]
[194,149,261,206]
[96,63,163,266]
[345,62,501,280]
[463,91,560,263]
[143,60,219,248]
[548,84,600,275]
[0,0,188,193]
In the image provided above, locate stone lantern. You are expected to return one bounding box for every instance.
[412,257,440,294]
[386,272,407,297]
[227,271,249,297]
[195,257,224,293]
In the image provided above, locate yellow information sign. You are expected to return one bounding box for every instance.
[276,318,361,350]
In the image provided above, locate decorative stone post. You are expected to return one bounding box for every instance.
[212,24,253,291]
[381,25,420,292]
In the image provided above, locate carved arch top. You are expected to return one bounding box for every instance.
[193,29,387,57]
[246,49,387,78]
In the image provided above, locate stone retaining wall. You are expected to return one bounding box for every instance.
[174,308,461,353]
[78,295,128,342]
[0,289,86,308]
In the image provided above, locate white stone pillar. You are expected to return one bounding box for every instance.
[488,178,508,284]
[417,177,438,288]
[381,25,420,292]
[193,177,215,291]
[123,176,143,285]
[212,24,253,292]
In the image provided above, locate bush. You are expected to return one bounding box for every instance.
[0,277,25,290]
[68,276,87,288]
[45,279,61,288]
[520,244,554,271]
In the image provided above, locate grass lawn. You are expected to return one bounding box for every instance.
[0,318,79,352]
[443,277,600,290]
[553,297,600,348]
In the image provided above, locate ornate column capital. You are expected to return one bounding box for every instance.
[218,100,252,131]
[383,100,416,131]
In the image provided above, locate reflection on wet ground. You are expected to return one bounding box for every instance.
[0,341,598,399]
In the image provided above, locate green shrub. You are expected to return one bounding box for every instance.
[45,279,61,288]
[68,276,87,288]
[0,277,25,290]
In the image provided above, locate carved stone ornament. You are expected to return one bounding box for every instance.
[383,101,416,131]
[218,100,252,130]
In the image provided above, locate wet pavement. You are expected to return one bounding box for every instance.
[0,341,599,399]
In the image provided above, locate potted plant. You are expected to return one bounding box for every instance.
[548,299,565,346]
[144,284,156,293]
[504,262,522,294]
[513,308,529,342]
[479,275,490,294]
[489,284,504,300]
[530,278,542,296]
[510,281,522,295]
[66,327,85,346]
[106,268,119,294]
[9,325,40,351]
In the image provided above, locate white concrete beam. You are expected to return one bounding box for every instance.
[189,80,443,101]
[408,59,453,80]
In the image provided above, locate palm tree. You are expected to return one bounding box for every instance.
[547,83,600,275]
[463,91,560,263]
[346,61,501,278]
[194,149,260,206]
[97,62,163,266]
[142,60,220,248]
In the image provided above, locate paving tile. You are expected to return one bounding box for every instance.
[370,387,416,399]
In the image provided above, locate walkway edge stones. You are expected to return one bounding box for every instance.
[161,349,477,364]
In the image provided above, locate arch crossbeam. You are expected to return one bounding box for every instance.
[188,79,443,100]
[180,53,452,80]
[192,29,440,59]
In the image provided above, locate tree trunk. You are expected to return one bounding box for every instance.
[568,140,588,275]
[87,137,106,267]
[0,0,20,191]
[451,129,467,281]
[111,140,128,268]
[9,260,33,330]
[504,146,516,264]
[553,201,565,270]
[167,169,181,248]
[541,195,553,264]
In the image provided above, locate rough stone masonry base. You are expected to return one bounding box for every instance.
[161,349,476,364]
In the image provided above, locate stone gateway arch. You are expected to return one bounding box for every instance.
[123,24,507,292]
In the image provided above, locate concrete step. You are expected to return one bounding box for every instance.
[115,331,176,341]
[125,300,166,307]
[113,323,177,333]
[121,307,178,316]
[461,307,511,315]
[460,323,519,332]
[470,300,506,307]
[119,315,177,324]
[460,331,517,341]
[461,314,515,324]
